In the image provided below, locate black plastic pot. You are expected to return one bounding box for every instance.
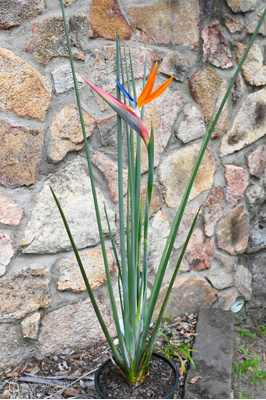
[95,352,179,399]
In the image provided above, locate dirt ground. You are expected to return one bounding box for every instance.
[0,308,265,399]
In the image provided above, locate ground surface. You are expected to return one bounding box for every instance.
[0,308,265,399]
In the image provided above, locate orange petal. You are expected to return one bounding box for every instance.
[140,76,174,107]
[137,63,158,109]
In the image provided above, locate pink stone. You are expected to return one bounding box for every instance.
[0,194,23,225]
[182,228,214,271]
[248,145,266,178]
[201,22,233,69]
[202,187,225,237]
[225,165,249,205]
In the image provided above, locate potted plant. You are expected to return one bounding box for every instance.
[51,1,266,398]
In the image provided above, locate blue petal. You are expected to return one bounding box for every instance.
[115,79,137,109]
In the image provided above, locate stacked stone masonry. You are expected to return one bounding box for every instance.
[0,0,265,372]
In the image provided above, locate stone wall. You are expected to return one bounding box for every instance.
[0,0,265,372]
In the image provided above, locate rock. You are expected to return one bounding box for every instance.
[140,89,183,172]
[153,277,217,321]
[223,14,244,33]
[245,185,266,210]
[147,211,170,285]
[207,254,236,290]
[236,43,266,86]
[98,115,120,148]
[37,297,115,358]
[234,265,252,300]
[248,145,266,177]
[21,312,41,340]
[247,204,266,253]
[0,233,15,277]
[176,106,206,143]
[0,193,23,225]
[48,104,96,163]
[141,184,164,219]
[26,15,87,64]
[232,74,245,104]
[215,287,238,310]
[0,47,51,121]
[181,228,214,271]
[217,204,249,255]
[226,0,257,13]
[184,308,233,399]
[89,0,132,40]
[52,65,85,94]
[159,52,191,82]
[129,0,200,48]
[246,7,266,36]
[225,165,249,205]
[249,252,266,307]
[202,187,225,237]
[92,46,161,111]
[189,67,228,138]
[0,119,44,188]
[174,205,199,250]
[63,0,76,5]
[0,0,45,29]
[21,158,116,254]
[0,324,35,374]
[0,267,51,320]
[201,22,233,69]
[92,153,128,203]
[57,249,116,292]
[159,144,216,208]
[220,88,266,156]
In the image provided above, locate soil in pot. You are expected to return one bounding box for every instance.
[96,353,178,399]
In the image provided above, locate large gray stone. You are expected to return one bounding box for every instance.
[184,308,234,399]
[249,252,266,307]
[21,157,116,254]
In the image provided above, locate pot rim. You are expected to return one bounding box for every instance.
[94,352,179,399]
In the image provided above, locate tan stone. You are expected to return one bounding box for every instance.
[248,145,266,178]
[0,193,23,225]
[236,43,266,86]
[225,165,249,205]
[159,52,191,82]
[92,153,128,203]
[207,254,236,290]
[0,48,51,121]
[174,205,199,250]
[129,0,200,49]
[153,277,217,321]
[181,228,214,271]
[26,16,86,64]
[21,312,41,340]
[223,14,244,33]
[0,267,51,320]
[0,0,45,30]
[92,46,160,110]
[189,67,228,138]
[49,104,96,163]
[0,233,15,277]
[140,184,164,219]
[220,88,266,156]
[235,265,252,300]
[37,297,115,358]
[159,144,217,208]
[0,119,44,188]
[176,105,206,143]
[140,89,184,172]
[57,249,116,292]
[215,287,238,310]
[217,204,249,255]
[226,0,257,13]
[0,324,35,374]
[202,187,225,237]
[246,7,266,36]
[89,0,132,40]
